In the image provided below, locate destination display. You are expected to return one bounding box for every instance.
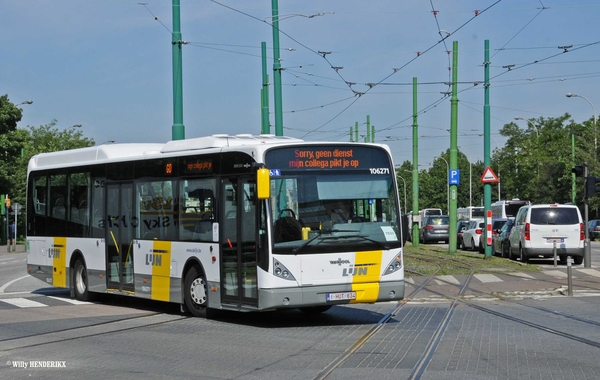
[265,145,391,172]
[182,158,213,174]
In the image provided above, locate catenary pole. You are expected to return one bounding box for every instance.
[261,42,270,134]
[448,41,459,253]
[271,0,284,136]
[412,77,420,246]
[171,0,185,140]
[483,40,492,258]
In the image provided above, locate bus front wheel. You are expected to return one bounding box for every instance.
[184,266,208,318]
[73,259,91,301]
[299,305,332,314]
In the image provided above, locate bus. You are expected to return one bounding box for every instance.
[491,199,530,220]
[457,206,485,221]
[26,134,404,317]
[418,208,443,227]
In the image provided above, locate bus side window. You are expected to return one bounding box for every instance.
[33,176,48,216]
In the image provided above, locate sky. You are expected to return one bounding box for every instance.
[2,0,600,171]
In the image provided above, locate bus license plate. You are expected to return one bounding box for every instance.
[326,292,356,301]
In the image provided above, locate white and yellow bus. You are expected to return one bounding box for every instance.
[26,134,404,316]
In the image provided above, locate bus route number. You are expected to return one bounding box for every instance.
[369,168,389,175]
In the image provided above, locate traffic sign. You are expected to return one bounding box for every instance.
[12,202,21,212]
[449,169,460,185]
[480,166,499,183]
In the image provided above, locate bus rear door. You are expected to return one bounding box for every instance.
[105,182,135,293]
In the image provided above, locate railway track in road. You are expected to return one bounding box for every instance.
[314,253,476,380]
[0,312,188,353]
[313,252,600,380]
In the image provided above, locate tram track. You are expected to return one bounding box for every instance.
[423,270,600,334]
[407,254,600,349]
[314,254,475,380]
[0,312,189,353]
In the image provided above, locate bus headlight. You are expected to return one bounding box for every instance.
[383,255,403,276]
[273,259,296,281]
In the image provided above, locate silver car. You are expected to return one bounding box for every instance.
[419,215,450,244]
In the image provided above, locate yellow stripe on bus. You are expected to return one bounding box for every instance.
[150,240,172,302]
[350,250,382,303]
[52,237,67,288]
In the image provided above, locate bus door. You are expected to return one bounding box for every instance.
[220,177,258,307]
[105,182,135,292]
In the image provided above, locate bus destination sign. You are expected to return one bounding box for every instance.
[265,146,391,172]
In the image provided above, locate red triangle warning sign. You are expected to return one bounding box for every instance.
[481,166,499,183]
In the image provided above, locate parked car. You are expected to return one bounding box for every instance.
[508,203,584,264]
[420,215,450,244]
[492,219,514,258]
[490,218,508,247]
[588,219,600,240]
[456,220,472,249]
[461,220,485,252]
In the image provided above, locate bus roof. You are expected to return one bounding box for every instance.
[27,134,392,172]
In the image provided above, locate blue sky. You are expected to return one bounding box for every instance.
[2,0,599,169]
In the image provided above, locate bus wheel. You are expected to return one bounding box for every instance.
[299,305,332,314]
[73,259,91,301]
[184,266,208,318]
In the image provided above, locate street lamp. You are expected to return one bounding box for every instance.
[435,156,450,214]
[566,93,597,154]
[396,172,407,215]
[266,6,331,136]
[514,117,539,136]
[18,100,33,105]
[458,146,472,207]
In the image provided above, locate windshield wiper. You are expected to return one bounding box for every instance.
[352,235,390,249]
[291,230,389,254]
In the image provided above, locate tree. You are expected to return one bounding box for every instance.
[0,95,95,239]
[6,120,95,207]
[495,114,594,213]
[0,95,25,134]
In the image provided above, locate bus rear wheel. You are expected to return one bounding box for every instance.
[184,266,208,318]
[73,259,91,301]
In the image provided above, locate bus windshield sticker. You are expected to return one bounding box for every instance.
[380,226,398,241]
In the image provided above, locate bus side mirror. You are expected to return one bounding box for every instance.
[257,168,270,199]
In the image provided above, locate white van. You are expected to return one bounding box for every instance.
[508,204,584,264]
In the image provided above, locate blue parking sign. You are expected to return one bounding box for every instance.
[449,169,460,185]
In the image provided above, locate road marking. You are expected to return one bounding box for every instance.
[435,275,460,285]
[511,272,535,280]
[0,298,48,308]
[577,268,600,277]
[0,275,30,293]
[47,296,92,305]
[474,274,503,283]
[542,270,568,278]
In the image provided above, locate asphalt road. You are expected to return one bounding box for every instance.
[2,247,600,379]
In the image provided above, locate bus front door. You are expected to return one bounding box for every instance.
[220,178,258,308]
[105,182,135,293]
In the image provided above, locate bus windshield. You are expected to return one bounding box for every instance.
[266,146,401,254]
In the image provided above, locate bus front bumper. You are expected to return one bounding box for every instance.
[258,281,405,310]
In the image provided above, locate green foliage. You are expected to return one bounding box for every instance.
[396,114,599,217]
[0,95,95,234]
[0,95,24,134]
